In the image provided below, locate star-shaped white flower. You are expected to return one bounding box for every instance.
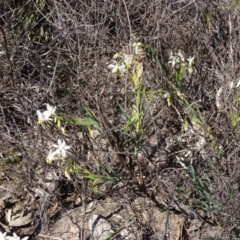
[108,61,127,74]
[36,110,52,124]
[36,104,56,124]
[108,60,120,73]
[52,139,71,158]
[118,63,127,74]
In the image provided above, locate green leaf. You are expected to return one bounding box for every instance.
[191,117,202,124]
[167,95,172,107]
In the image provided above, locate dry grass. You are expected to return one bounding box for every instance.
[1,0,240,239]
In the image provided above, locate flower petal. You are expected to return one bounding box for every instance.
[46,104,56,116]
[36,110,42,120]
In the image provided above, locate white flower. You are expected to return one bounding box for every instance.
[6,232,28,240]
[187,56,195,67]
[168,56,178,68]
[123,54,133,66]
[108,61,127,75]
[177,50,185,62]
[108,60,120,73]
[132,42,143,55]
[168,51,179,68]
[36,104,56,124]
[36,110,52,124]
[52,139,71,158]
[0,232,7,240]
[187,56,195,74]
[168,50,186,68]
[118,63,127,74]
[46,150,58,163]
[46,104,56,116]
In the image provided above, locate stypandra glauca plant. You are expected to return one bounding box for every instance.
[108,40,147,157]
[36,103,124,192]
[168,50,194,89]
[167,51,220,218]
[167,50,207,133]
[36,39,151,192]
